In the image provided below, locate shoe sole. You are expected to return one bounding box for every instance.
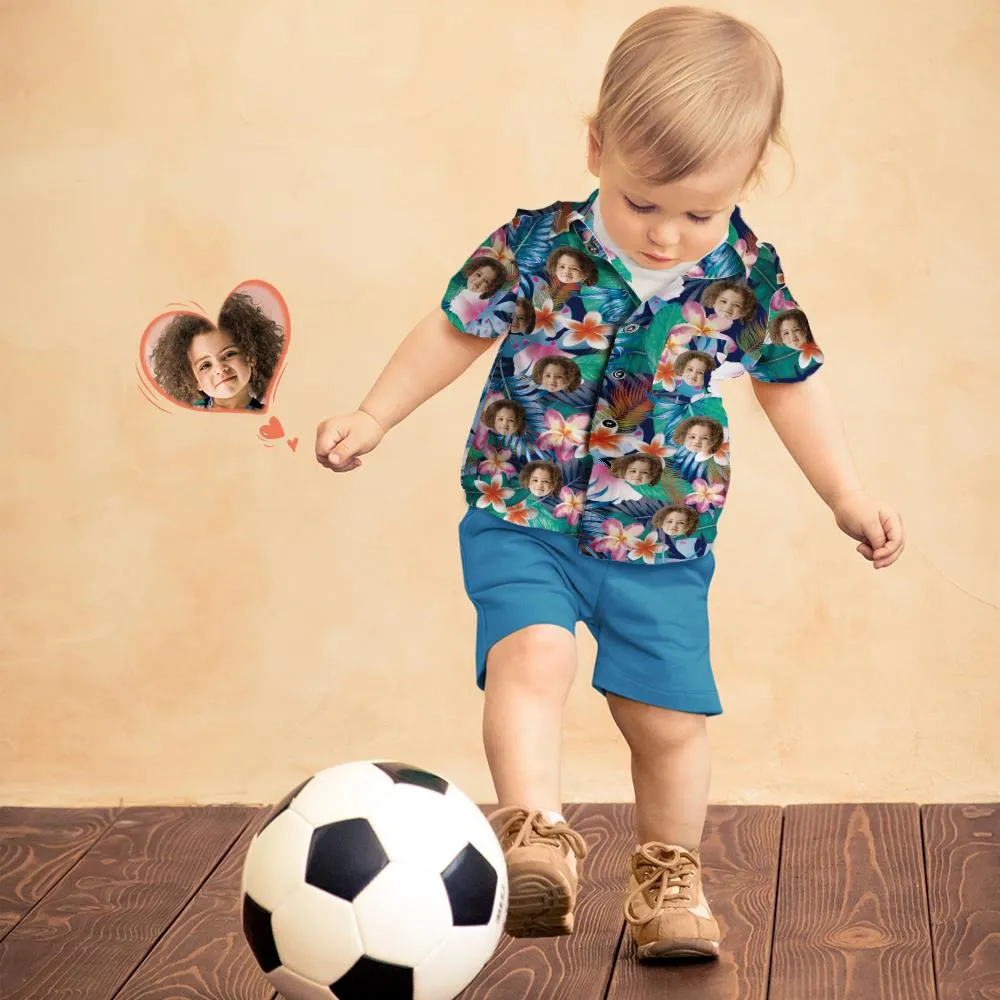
[637,938,720,961]
[505,864,576,937]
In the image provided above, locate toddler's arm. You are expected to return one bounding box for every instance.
[752,374,904,568]
[316,307,496,471]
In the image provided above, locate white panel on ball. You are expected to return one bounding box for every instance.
[353,862,454,967]
[368,784,472,871]
[241,810,314,912]
[271,883,364,986]
[291,762,395,827]
[267,963,343,1000]
[442,785,506,874]
[413,923,506,1000]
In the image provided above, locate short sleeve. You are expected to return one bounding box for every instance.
[441,214,523,340]
[738,243,825,383]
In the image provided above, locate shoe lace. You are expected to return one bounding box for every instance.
[490,807,589,860]
[624,843,698,925]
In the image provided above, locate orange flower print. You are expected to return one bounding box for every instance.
[504,501,538,527]
[587,422,641,458]
[797,341,824,367]
[475,474,515,513]
[553,487,585,526]
[563,311,612,350]
[536,409,590,461]
[638,433,671,460]
[627,530,666,565]
[653,356,676,389]
[534,298,559,335]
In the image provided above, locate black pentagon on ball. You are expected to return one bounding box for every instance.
[373,761,449,795]
[241,894,281,973]
[332,954,413,1000]
[305,818,389,901]
[441,843,498,926]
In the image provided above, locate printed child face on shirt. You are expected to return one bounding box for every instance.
[533,357,581,394]
[188,329,252,406]
[611,455,662,486]
[511,299,535,334]
[684,422,715,453]
[680,357,710,388]
[528,467,555,496]
[713,287,751,322]
[778,316,808,348]
[554,253,587,284]
[467,262,503,297]
[661,509,691,536]
[625,459,654,485]
[493,405,519,435]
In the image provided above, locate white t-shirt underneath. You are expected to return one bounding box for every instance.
[590,195,720,302]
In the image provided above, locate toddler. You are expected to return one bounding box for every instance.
[316,5,903,964]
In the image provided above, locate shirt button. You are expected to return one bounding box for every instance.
[622,323,640,333]
[611,368,626,379]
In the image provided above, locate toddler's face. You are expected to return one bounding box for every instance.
[541,365,571,392]
[528,469,555,496]
[683,424,714,453]
[555,255,586,284]
[467,265,497,295]
[588,136,756,271]
[779,318,807,348]
[188,329,251,401]
[662,511,690,536]
[681,360,709,387]
[624,461,653,485]
[511,304,529,333]
[493,407,518,435]
[713,289,747,321]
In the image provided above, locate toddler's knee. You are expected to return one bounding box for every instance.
[486,624,576,700]
[629,704,707,757]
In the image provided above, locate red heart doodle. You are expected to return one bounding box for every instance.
[138,280,291,414]
[258,416,284,441]
[287,437,299,453]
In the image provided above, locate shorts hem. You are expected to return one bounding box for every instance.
[593,673,722,716]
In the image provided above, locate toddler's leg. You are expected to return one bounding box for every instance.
[484,624,588,937]
[483,623,577,812]
[607,694,720,960]
[606,695,710,848]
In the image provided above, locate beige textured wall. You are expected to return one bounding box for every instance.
[2,0,997,808]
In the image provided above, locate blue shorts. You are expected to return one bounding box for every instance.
[457,507,722,716]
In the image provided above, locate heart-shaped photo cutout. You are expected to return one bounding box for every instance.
[139,280,290,413]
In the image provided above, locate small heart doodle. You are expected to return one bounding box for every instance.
[286,437,299,453]
[258,416,285,442]
[139,281,289,413]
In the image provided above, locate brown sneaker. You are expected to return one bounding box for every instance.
[624,843,721,960]
[490,807,589,937]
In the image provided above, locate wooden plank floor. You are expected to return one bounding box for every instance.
[0,803,997,1000]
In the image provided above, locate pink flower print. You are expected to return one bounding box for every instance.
[536,409,590,461]
[734,238,758,274]
[798,341,824,367]
[478,445,516,478]
[563,311,612,350]
[685,478,726,513]
[475,474,515,513]
[450,290,489,326]
[587,461,641,503]
[638,433,671,460]
[533,298,559,335]
[554,487,585,526]
[667,300,733,352]
[770,287,797,313]
[628,530,666,565]
[504,501,537,527]
[685,264,705,278]
[592,518,644,561]
[513,342,571,378]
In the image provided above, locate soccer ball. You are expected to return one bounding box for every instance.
[240,760,508,1000]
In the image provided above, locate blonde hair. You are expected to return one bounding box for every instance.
[588,6,786,186]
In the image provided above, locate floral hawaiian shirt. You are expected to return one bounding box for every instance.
[441,189,824,565]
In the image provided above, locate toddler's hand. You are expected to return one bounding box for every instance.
[315,409,385,472]
[831,490,904,569]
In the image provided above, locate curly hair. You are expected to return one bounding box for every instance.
[674,351,717,381]
[702,279,756,322]
[462,257,507,298]
[545,247,599,286]
[768,308,813,345]
[519,461,563,495]
[651,504,699,537]
[610,454,664,486]
[481,399,526,435]
[532,355,583,392]
[149,313,219,405]
[217,291,285,401]
[672,417,725,453]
